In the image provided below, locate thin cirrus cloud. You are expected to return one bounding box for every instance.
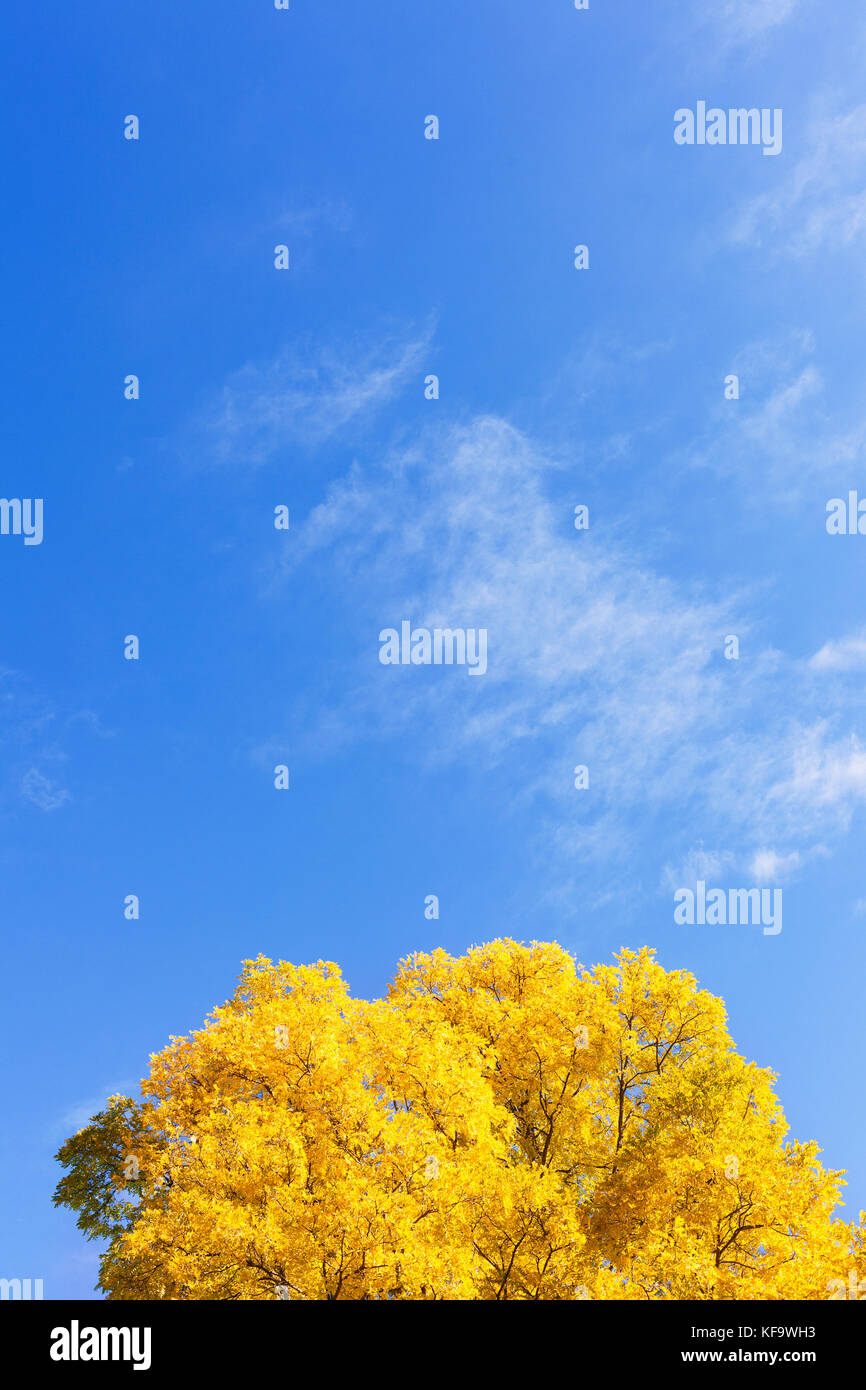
[748,847,803,882]
[661,848,738,893]
[678,0,800,60]
[683,332,866,500]
[0,673,107,816]
[809,632,866,672]
[767,727,866,813]
[180,329,432,468]
[719,0,799,41]
[271,398,866,885]
[20,768,71,812]
[662,847,803,893]
[731,104,866,258]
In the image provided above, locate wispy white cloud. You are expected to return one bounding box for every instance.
[765,728,866,814]
[748,847,802,882]
[181,328,432,468]
[810,631,866,671]
[684,331,866,499]
[717,0,799,42]
[54,1084,136,1137]
[679,0,800,62]
[662,848,738,892]
[267,403,866,888]
[270,200,353,238]
[663,845,803,890]
[732,105,866,258]
[0,672,104,815]
[20,768,70,812]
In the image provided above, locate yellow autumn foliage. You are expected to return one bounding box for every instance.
[54,941,863,1300]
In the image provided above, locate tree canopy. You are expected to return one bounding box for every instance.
[54,940,863,1300]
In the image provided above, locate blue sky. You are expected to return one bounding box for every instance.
[1,0,865,1298]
